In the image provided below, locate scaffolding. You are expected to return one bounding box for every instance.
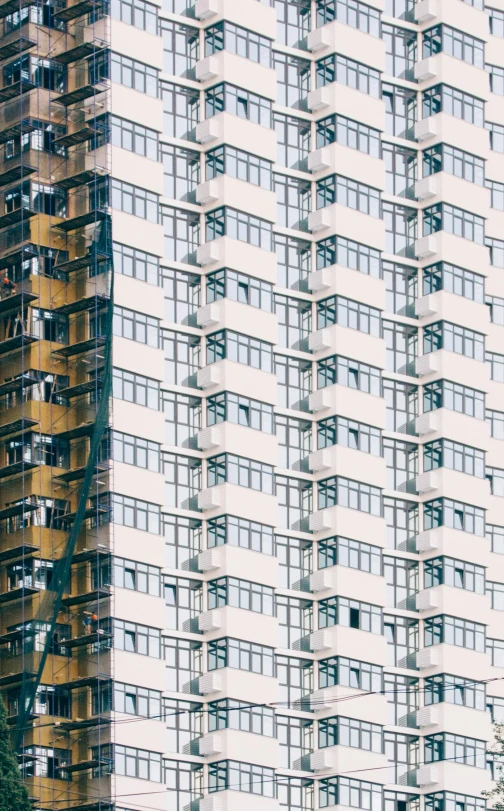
[0,0,114,808]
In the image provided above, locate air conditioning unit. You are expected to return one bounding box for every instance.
[195,56,219,82]
[310,630,332,652]
[198,610,222,632]
[197,242,220,266]
[198,488,221,511]
[415,117,437,142]
[310,750,333,771]
[415,353,439,377]
[308,148,331,173]
[415,412,438,436]
[196,303,220,328]
[416,589,439,611]
[308,449,331,473]
[416,647,439,669]
[197,426,220,450]
[416,472,439,493]
[414,177,438,202]
[415,235,438,259]
[309,570,333,593]
[417,706,439,728]
[310,689,334,712]
[195,119,219,144]
[198,672,222,694]
[198,548,221,572]
[195,0,219,20]
[415,0,437,23]
[308,390,331,413]
[308,209,331,233]
[416,531,439,553]
[307,27,331,52]
[308,269,332,292]
[414,58,437,82]
[197,365,220,389]
[416,766,439,787]
[196,181,219,205]
[200,796,222,811]
[307,87,330,112]
[199,734,222,756]
[415,295,438,317]
[309,510,332,533]
[309,329,331,353]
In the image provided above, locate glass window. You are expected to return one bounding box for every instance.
[111,0,157,30]
[206,145,272,189]
[316,0,380,34]
[316,113,380,157]
[424,498,485,536]
[205,83,272,128]
[316,53,381,97]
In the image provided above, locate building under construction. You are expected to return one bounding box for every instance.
[0,0,113,806]
[1,2,504,811]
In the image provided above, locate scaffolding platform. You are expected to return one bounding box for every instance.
[61,587,111,607]
[0,460,39,480]
[54,0,102,21]
[54,209,108,232]
[0,543,39,564]
[53,294,108,316]
[63,631,112,649]
[0,586,38,604]
[52,335,106,357]
[52,84,107,108]
[0,162,36,187]
[0,36,36,61]
[0,290,38,316]
[0,79,35,102]
[54,126,98,148]
[0,0,35,19]
[54,42,106,65]
[0,417,39,440]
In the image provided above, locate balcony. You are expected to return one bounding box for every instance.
[306,18,385,72]
[309,384,387,430]
[415,527,491,570]
[200,793,279,811]
[415,408,491,450]
[198,482,277,526]
[415,349,490,392]
[307,84,385,131]
[195,298,277,344]
[195,175,277,222]
[308,203,385,251]
[195,112,276,162]
[308,142,385,191]
[417,762,491,797]
[198,544,278,588]
[197,359,277,403]
[309,324,385,369]
[310,745,388,782]
[417,700,492,741]
[194,50,275,100]
[310,625,387,666]
[415,584,489,626]
[416,643,489,682]
[196,236,277,283]
[198,666,278,706]
[308,445,385,489]
[199,606,278,647]
[310,564,386,608]
[195,0,276,39]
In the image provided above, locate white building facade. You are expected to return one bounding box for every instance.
[4,0,503,809]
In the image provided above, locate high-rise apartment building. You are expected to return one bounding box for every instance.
[0,1,503,811]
